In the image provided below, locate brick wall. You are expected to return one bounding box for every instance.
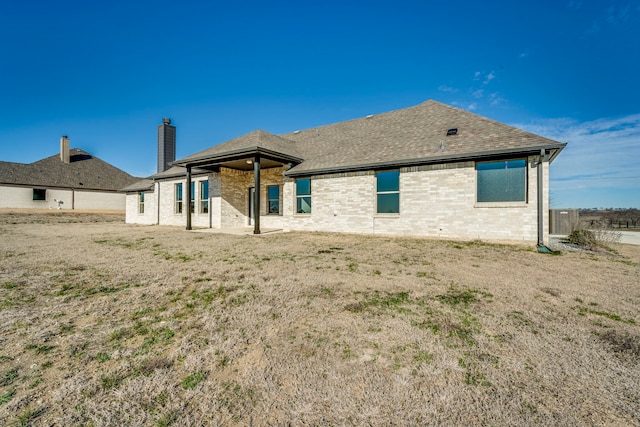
[284,158,548,242]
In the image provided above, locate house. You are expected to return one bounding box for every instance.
[0,136,139,210]
[123,100,566,244]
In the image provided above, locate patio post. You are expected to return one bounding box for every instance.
[253,155,261,234]
[186,166,192,230]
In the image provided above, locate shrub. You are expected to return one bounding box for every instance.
[568,223,621,250]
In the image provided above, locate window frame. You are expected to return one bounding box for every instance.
[295,178,311,214]
[138,191,145,214]
[475,158,528,204]
[376,170,400,214]
[267,185,280,215]
[175,183,183,214]
[199,180,209,214]
[32,188,46,201]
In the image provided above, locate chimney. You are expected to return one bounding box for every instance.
[157,118,176,173]
[60,136,70,164]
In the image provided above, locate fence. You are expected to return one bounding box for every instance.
[549,209,579,235]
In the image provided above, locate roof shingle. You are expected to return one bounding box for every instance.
[0,148,140,191]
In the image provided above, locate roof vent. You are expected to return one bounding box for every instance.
[366,114,374,119]
[293,130,301,134]
[446,128,458,136]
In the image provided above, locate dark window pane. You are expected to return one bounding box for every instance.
[200,181,208,199]
[477,159,526,202]
[377,170,399,192]
[268,185,279,199]
[297,196,311,214]
[176,184,183,201]
[377,193,399,213]
[33,188,46,200]
[267,185,280,214]
[190,182,195,201]
[296,179,311,196]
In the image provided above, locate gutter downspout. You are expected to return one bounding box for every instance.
[537,149,544,246]
[536,149,556,254]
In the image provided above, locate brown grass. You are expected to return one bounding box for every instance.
[1,211,639,426]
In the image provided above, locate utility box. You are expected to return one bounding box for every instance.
[549,209,579,235]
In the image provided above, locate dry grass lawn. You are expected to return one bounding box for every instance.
[1,210,639,426]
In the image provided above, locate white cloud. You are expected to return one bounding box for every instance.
[438,85,458,93]
[489,93,503,106]
[515,114,640,197]
[483,71,496,85]
[472,89,484,99]
[467,103,478,111]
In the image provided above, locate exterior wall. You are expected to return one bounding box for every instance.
[125,189,157,225]
[73,190,126,210]
[124,158,551,243]
[283,157,549,242]
[0,184,125,211]
[216,167,286,229]
[157,174,212,228]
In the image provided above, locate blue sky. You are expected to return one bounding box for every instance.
[1,0,638,208]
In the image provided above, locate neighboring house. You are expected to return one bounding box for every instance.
[123,100,566,244]
[0,137,140,210]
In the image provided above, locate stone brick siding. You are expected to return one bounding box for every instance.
[284,157,548,242]
[124,158,549,242]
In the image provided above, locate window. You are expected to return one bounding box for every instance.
[476,159,527,203]
[190,181,195,214]
[267,185,280,214]
[200,181,209,214]
[376,170,400,213]
[138,192,145,214]
[296,179,311,214]
[175,183,183,214]
[33,188,46,201]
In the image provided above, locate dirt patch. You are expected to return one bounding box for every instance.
[1,212,639,426]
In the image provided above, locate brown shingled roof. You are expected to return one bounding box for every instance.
[176,129,304,166]
[281,100,566,176]
[0,148,140,191]
[172,100,565,176]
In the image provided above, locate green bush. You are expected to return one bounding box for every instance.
[568,229,597,249]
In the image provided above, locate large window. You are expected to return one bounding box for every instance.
[200,181,209,214]
[476,159,526,203]
[296,179,311,214]
[267,185,280,214]
[138,192,145,214]
[33,188,46,201]
[376,170,400,214]
[175,183,183,214]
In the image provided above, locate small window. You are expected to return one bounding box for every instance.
[138,192,145,214]
[190,181,195,214]
[200,181,209,214]
[33,188,46,201]
[267,185,280,214]
[477,159,527,203]
[175,183,183,214]
[296,179,311,214]
[376,170,400,213]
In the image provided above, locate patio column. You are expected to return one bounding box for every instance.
[253,155,261,234]
[186,166,192,231]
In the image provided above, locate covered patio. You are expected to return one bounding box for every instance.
[172,130,303,234]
